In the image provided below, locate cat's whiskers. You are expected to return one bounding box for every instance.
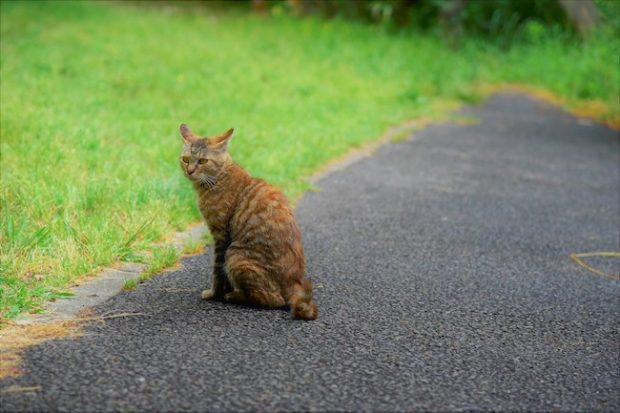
[198,174,217,189]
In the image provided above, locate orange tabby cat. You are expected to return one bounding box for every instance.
[179,124,317,320]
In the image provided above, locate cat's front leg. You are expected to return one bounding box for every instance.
[201,236,232,301]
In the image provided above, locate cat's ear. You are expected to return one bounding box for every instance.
[179,123,199,144]
[209,128,234,151]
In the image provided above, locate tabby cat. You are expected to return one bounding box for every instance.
[179,124,318,320]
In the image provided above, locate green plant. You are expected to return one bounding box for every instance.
[182,239,204,255]
[140,246,180,281]
[122,279,138,291]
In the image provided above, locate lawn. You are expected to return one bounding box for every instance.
[1,0,618,320]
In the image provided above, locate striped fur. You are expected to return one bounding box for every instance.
[179,124,317,320]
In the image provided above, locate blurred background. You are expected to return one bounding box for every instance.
[252,0,608,45]
[1,0,618,321]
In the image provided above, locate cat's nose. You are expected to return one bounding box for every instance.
[187,165,196,175]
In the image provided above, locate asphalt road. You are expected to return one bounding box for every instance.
[2,93,619,412]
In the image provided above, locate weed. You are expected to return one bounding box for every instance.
[139,245,180,283]
[202,231,214,246]
[182,239,204,255]
[122,279,138,291]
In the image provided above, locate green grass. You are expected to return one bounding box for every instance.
[140,246,180,282]
[182,239,204,256]
[121,245,181,291]
[1,1,618,320]
[122,279,138,292]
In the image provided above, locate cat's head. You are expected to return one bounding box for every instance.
[178,124,234,188]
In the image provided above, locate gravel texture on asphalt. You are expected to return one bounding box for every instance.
[2,93,619,412]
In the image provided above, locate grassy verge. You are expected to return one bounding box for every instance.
[139,246,180,282]
[1,1,618,320]
[121,244,180,291]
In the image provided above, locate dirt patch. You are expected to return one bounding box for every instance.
[0,319,83,380]
[0,309,147,380]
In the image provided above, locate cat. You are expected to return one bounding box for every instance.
[179,124,318,320]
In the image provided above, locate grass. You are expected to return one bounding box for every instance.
[122,245,179,291]
[182,239,205,256]
[139,245,180,281]
[1,1,618,321]
[122,279,138,292]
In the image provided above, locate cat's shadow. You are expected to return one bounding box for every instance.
[197,296,290,314]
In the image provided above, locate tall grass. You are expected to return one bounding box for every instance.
[1,1,618,320]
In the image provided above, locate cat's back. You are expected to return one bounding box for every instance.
[229,173,304,277]
[231,173,297,237]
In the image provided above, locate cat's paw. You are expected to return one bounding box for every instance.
[201,289,217,300]
[224,290,246,303]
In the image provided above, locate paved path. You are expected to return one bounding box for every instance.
[2,94,619,412]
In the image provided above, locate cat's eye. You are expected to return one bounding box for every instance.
[198,158,208,164]
[181,156,190,163]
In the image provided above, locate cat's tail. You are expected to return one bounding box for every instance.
[289,279,318,320]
